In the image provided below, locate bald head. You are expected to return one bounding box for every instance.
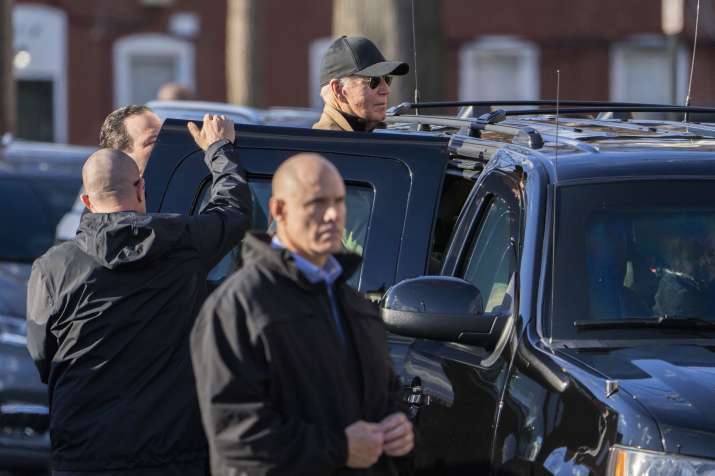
[272,153,341,200]
[81,148,145,213]
[270,153,346,266]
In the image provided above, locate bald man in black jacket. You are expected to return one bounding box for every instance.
[191,154,413,476]
[26,115,252,476]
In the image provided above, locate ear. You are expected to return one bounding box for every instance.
[329,79,346,103]
[81,194,93,211]
[268,196,285,223]
[136,177,145,204]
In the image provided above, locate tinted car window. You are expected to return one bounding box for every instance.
[198,178,374,287]
[461,196,515,313]
[552,180,715,338]
[0,175,79,260]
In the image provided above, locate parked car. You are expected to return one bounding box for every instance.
[53,192,84,244]
[259,106,320,128]
[141,102,715,474]
[0,167,80,474]
[0,139,93,176]
[146,99,264,125]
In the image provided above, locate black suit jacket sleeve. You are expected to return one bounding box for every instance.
[190,286,349,475]
[187,138,253,270]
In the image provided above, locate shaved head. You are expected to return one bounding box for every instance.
[272,153,341,200]
[270,153,346,266]
[81,148,145,213]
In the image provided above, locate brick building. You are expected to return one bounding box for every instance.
[11,0,715,145]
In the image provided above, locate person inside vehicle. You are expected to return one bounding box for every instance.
[586,214,650,319]
[313,36,409,132]
[653,227,715,318]
[99,105,162,174]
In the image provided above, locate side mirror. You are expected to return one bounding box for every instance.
[381,276,508,349]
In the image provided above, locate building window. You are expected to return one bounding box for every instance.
[13,4,68,142]
[113,34,195,107]
[308,37,332,109]
[459,36,540,101]
[610,35,687,104]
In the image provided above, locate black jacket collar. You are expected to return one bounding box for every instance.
[241,232,362,290]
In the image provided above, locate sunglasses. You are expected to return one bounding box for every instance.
[357,75,393,89]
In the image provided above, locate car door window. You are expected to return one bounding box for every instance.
[196,177,374,288]
[460,195,516,314]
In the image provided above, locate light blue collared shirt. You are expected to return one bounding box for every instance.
[271,236,346,343]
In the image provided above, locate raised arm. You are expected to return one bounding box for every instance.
[186,114,253,269]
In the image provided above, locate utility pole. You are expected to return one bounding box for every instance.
[0,0,15,137]
[226,0,263,106]
[332,0,443,105]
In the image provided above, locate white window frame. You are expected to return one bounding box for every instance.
[113,33,195,107]
[13,4,68,143]
[308,37,332,109]
[610,35,688,104]
[458,36,540,101]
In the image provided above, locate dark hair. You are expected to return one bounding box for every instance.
[99,105,152,152]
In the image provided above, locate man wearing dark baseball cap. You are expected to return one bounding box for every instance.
[313,36,409,132]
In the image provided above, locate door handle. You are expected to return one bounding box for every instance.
[405,385,431,406]
[403,378,431,420]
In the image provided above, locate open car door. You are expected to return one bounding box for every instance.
[144,121,450,294]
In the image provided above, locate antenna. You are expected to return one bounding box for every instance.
[549,69,561,343]
[410,0,420,115]
[555,69,560,176]
[684,0,701,122]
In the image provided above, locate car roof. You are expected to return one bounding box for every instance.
[260,107,321,128]
[0,166,81,180]
[1,139,94,161]
[385,103,715,184]
[146,99,264,125]
[0,139,93,176]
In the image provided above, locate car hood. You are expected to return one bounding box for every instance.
[561,344,715,459]
[0,261,32,317]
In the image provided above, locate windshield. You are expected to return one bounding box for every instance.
[551,179,715,340]
[0,175,80,261]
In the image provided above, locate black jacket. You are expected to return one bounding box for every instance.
[26,139,252,473]
[190,233,403,476]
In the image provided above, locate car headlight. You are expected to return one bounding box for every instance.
[0,315,27,346]
[609,446,715,475]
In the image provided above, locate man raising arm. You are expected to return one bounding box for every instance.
[26,115,251,476]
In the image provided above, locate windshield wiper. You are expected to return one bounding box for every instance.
[574,315,715,330]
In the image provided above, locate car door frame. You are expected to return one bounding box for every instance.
[144,121,451,293]
[400,163,526,474]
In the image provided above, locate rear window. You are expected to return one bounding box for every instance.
[196,177,374,288]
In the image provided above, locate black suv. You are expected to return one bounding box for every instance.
[145,102,715,475]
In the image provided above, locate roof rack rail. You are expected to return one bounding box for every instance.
[384,114,546,149]
[501,105,715,116]
[388,100,680,116]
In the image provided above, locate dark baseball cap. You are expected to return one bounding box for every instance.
[319,36,409,86]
